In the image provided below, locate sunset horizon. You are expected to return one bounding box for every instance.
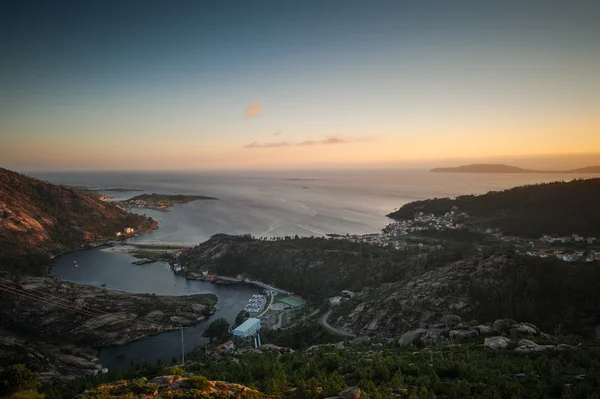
[2,0,599,171]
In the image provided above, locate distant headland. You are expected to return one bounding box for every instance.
[430,164,600,173]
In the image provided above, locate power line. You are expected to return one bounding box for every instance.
[0,283,105,318]
[0,276,107,314]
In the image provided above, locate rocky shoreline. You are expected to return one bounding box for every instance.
[0,275,217,380]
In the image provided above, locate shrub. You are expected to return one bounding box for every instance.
[0,364,39,396]
[187,376,211,391]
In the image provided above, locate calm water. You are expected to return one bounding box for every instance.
[33,170,598,245]
[43,170,599,365]
[53,248,261,369]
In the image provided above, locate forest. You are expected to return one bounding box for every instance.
[387,179,600,238]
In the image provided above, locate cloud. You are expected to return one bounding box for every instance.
[244,141,290,148]
[273,131,282,136]
[244,135,376,149]
[244,101,262,118]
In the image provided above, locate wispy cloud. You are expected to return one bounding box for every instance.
[244,101,262,118]
[273,131,282,136]
[244,141,290,148]
[244,135,375,149]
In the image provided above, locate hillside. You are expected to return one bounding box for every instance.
[387,179,600,238]
[179,234,600,334]
[179,234,456,301]
[431,164,535,173]
[430,163,600,173]
[0,168,157,275]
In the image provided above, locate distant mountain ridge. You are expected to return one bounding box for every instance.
[0,168,156,275]
[430,163,600,173]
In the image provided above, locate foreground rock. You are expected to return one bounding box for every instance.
[81,375,267,399]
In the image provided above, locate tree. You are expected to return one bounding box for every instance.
[203,318,231,343]
[0,364,39,397]
[235,310,250,327]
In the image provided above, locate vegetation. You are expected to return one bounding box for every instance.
[388,179,600,237]
[203,319,231,343]
[7,333,599,399]
[180,234,468,302]
[123,193,217,209]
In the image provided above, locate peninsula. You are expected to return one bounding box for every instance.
[430,163,600,173]
[121,193,218,211]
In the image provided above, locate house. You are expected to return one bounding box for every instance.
[124,227,135,234]
[116,232,122,237]
[329,296,342,305]
[588,237,597,244]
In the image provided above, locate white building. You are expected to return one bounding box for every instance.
[233,318,261,337]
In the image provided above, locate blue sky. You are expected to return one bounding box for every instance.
[1,0,599,170]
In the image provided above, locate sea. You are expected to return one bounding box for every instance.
[33,169,598,367]
[31,169,597,245]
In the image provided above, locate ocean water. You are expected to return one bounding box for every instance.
[31,169,598,245]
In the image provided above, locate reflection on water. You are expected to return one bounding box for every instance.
[52,248,261,369]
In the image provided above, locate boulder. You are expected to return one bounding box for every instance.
[339,386,361,399]
[484,336,510,350]
[515,339,555,353]
[492,319,515,332]
[510,324,537,335]
[443,315,461,328]
[421,330,443,346]
[399,329,427,346]
[475,325,494,335]
[350,336,371,346]
[449,329,478,341]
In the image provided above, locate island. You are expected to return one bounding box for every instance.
[121,193,218,211]
[430,163,600,173]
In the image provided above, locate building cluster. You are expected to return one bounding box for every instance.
[520,248,600,263]
[329,211,465,250]
[115,227,135,237]
[123,198,168,210]
[245,294,266,315]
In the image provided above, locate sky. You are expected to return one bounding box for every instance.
[1,0,599,171]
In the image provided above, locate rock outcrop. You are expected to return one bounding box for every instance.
[0,168,157,276]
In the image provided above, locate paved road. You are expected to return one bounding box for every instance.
[321,309,356,337]
[256,290,274,318]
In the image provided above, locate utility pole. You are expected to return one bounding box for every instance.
[180,327,185,366]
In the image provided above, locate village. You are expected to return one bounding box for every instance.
[327,209,600,263]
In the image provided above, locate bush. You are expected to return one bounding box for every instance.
[0,364,39,396]
[187,376,211,391]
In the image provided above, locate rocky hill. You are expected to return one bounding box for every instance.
[329,252,600,337]
[180,235,600,336]
[179,234,454,301]
[387,178,600,238]
[0,168,157,275]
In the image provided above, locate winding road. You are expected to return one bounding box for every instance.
[321,309,356,337]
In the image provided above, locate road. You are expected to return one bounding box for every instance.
[256,290,274,318]
[321,308,356,337]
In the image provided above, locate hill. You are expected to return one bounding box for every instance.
[431,164,536,173]
[569,166,600,173]
[387,179,600,238]
[0,168,157,275]
[179,234,600,334]
[430,163,600,173]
